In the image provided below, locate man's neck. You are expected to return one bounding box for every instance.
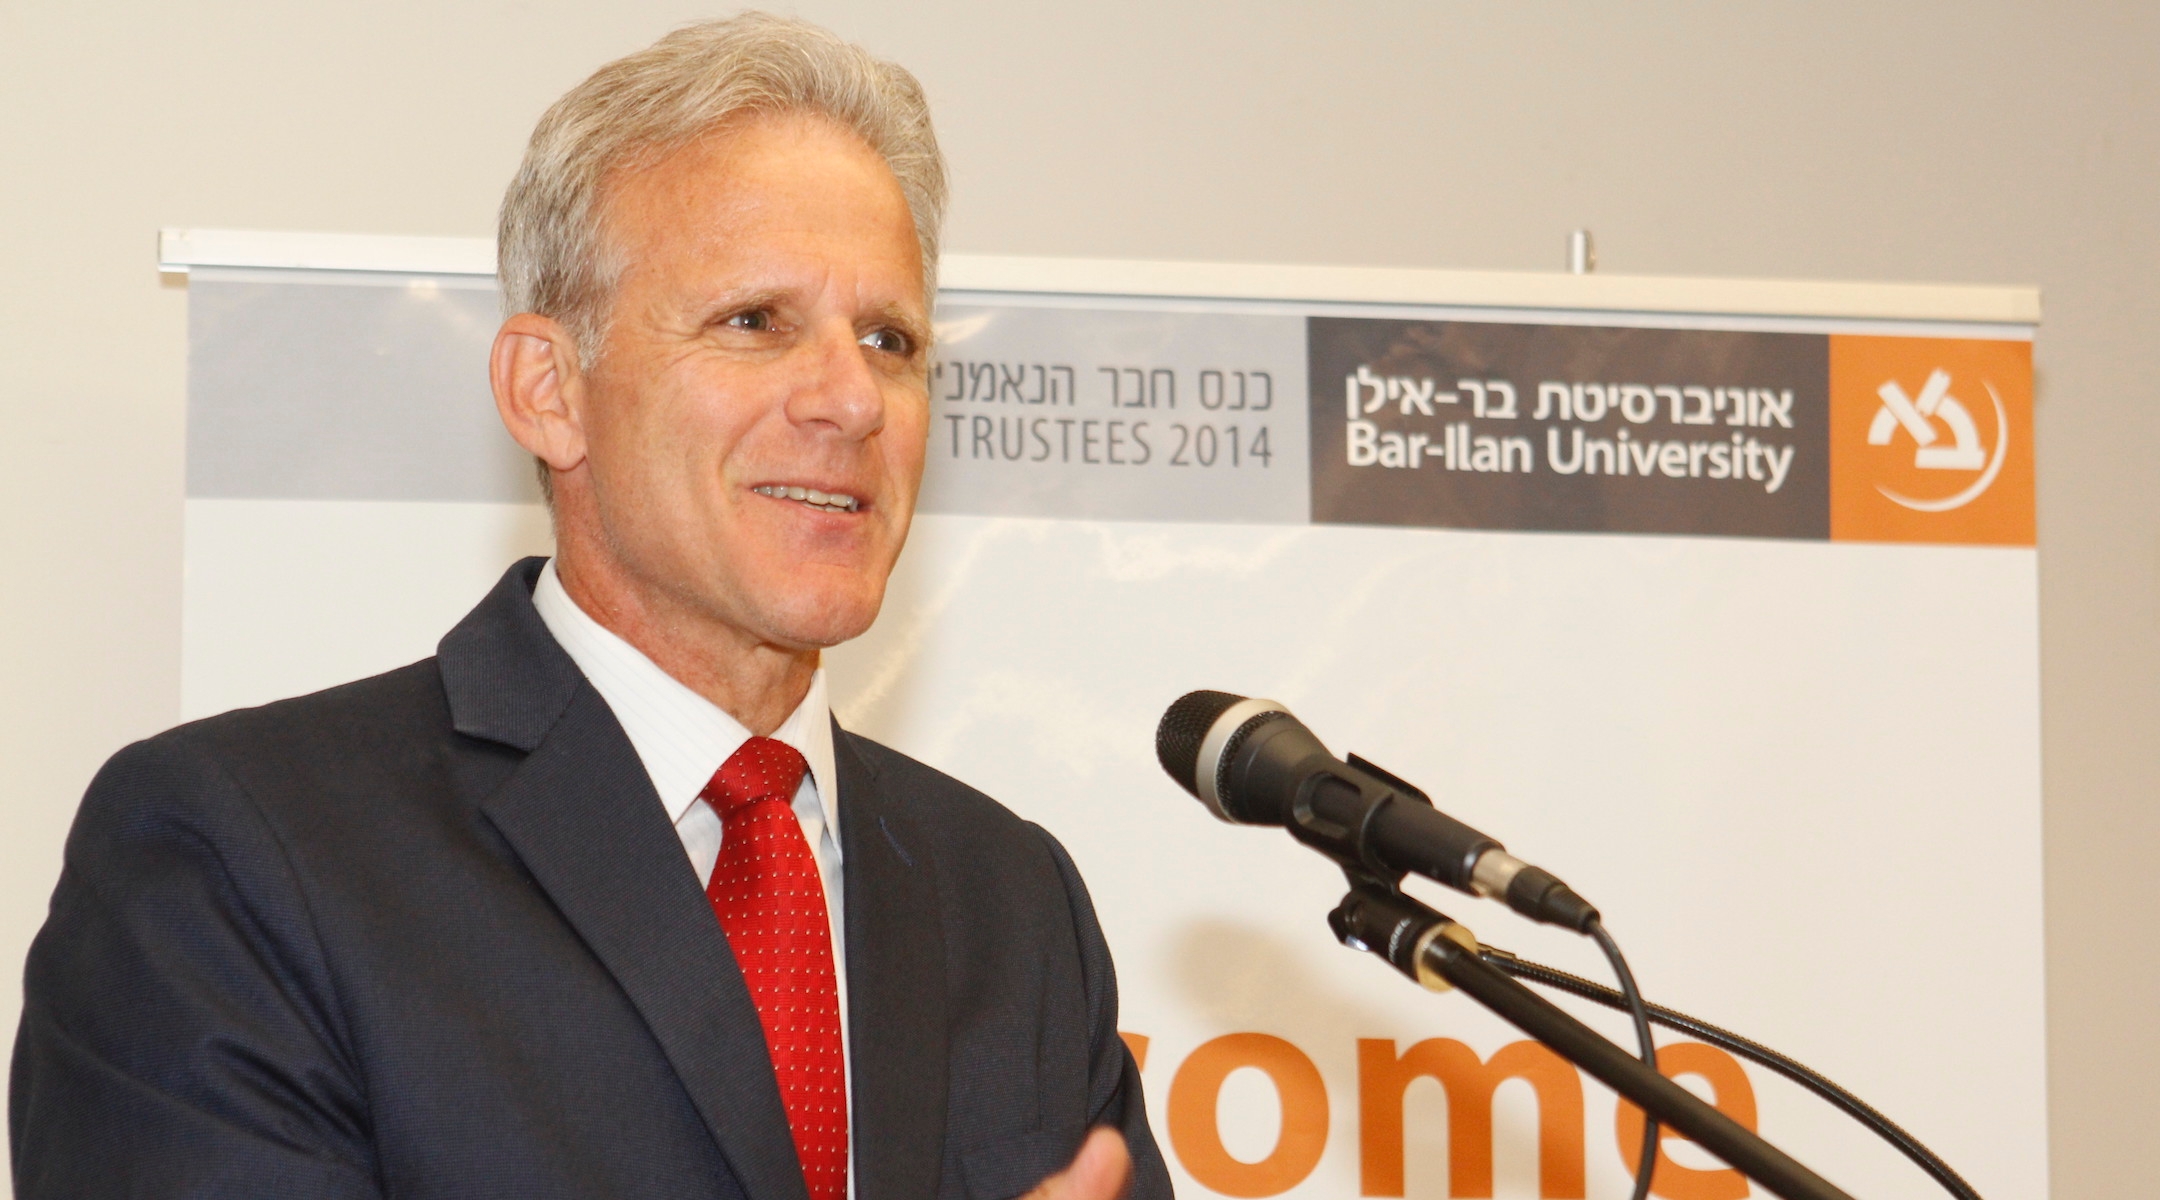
[553,553,817,737]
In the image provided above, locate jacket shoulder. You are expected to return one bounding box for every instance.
[841,733,1024,824]
[172,659,451,761]
[838,731,1064,862]
[837,730,1096,929]
[95,658,481,845]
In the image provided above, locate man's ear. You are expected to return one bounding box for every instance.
[491,313,590,474]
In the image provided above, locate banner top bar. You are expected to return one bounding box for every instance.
[158,228,2041,326]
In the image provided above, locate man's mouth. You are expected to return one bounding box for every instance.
[752,484,861,513]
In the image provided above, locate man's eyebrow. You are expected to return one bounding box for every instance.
[700,287,789,318]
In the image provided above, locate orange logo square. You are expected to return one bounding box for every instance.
[1828,335,2034,546]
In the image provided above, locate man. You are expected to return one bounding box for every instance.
[12,15,1170,1200]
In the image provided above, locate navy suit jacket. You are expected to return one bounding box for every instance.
[12,559,1171,1200]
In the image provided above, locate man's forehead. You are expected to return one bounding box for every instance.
[599,114,924,297]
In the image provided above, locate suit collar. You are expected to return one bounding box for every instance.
[835,730,950,1200]
[527,559,844,841]
[438,556,582,752]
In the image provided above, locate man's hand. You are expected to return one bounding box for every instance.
[1022,1127,1131,1200]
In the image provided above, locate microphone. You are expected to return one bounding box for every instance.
[1156,690,1599,932]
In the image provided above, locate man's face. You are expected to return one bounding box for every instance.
[568,111,931,653]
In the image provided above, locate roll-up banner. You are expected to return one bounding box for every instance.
[168,231,2045,1199]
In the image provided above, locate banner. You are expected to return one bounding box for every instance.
[173,236,2046,1199]
[919,305,2032,545]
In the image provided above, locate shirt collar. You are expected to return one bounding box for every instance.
[529,558,839,850]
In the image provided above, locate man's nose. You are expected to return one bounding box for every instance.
[785,321,887,440]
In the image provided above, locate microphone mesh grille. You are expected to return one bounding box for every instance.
[1156,690,1244,794]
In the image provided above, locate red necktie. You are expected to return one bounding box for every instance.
[703,737,847,1200]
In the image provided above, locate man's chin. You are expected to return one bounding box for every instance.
[752,596,883,654]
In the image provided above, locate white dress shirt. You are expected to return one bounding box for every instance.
[530,559,855,1173]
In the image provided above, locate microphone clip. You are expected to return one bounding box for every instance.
[1325,763,1472,992]
[1331,753,1431,891]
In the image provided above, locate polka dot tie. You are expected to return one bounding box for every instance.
[703,737,846,1200]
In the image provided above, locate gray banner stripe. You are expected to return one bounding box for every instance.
[186,278,1316,521]
[919,303,1309,523]
[188,277,539,503]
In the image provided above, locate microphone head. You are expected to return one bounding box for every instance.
[1156,690,1245,795]
[1156,690,1296,823]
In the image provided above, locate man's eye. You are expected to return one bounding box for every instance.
[860,328,911,355]
[725,310,774,332]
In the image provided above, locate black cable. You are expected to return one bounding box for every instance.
[1480,947,1983,1200]
[1588,919,1659,1200]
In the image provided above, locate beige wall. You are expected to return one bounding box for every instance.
[3,2,2151,1194]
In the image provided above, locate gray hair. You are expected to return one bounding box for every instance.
[497,12,948,366]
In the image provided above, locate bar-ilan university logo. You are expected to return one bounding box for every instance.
[1829,335,2035,546]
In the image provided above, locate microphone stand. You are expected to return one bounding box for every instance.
[1332,884,1857,1200]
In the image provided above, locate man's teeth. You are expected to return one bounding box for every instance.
[754,484,859,512]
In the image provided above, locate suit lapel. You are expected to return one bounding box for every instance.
[444,560,808,1200]
[480,688,810,1200]
[836,728,950,1200]
[443,562,956,1199]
